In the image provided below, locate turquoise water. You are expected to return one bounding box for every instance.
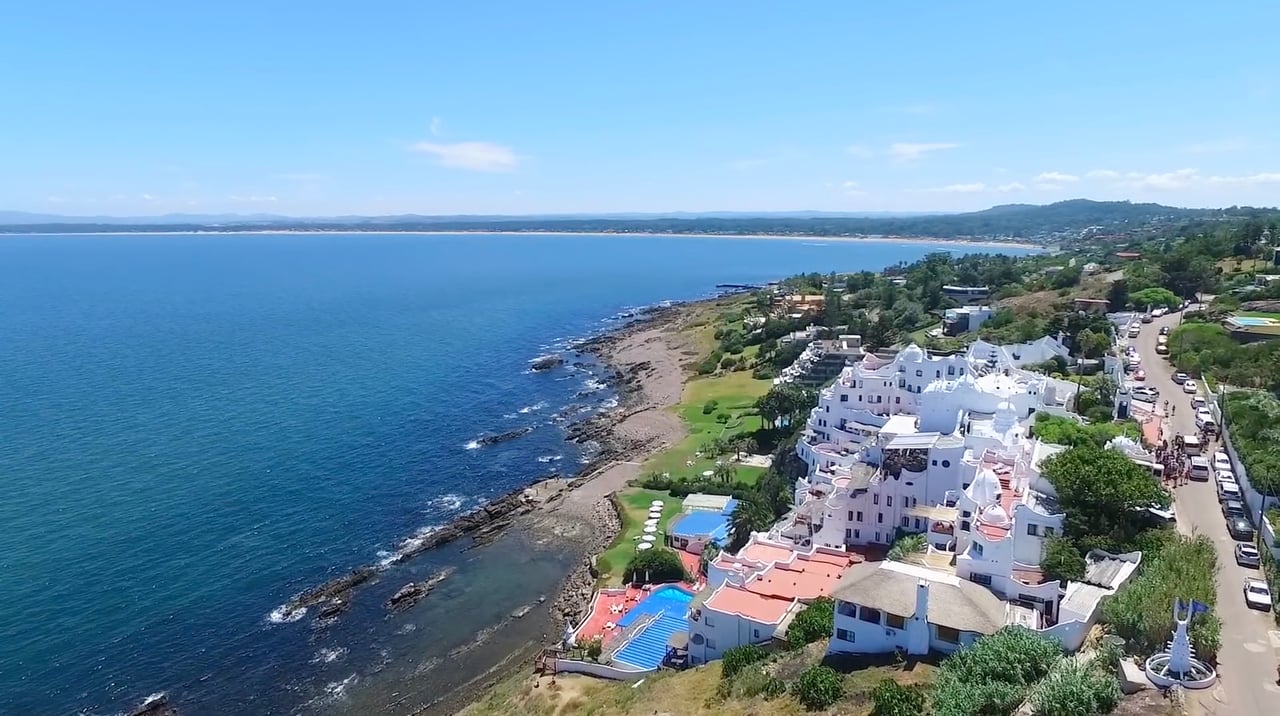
[613,585,695,669]
[0,233,1033,713]
[1230,316,1276,326]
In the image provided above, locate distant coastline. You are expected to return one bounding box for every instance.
[0,229,1043,251]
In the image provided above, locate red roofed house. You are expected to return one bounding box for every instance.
[686,534,855,665]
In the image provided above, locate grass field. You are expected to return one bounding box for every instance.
[594,489,685,585]
[1217,257,1271,273]
[642,371,771,476]
[1237,310,1280,320]
[461,640,940,716]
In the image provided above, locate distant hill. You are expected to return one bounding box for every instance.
[1,200,1272,242]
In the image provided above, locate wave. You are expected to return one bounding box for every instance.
[430,493,465,512]
[518,401,548,414]
[267,603,307,624]
[308,673,357,707]
[381,524,445,566]
[537,455,563,463]
[599,397,619,410]
[464,439,481,450]
[311,646,348,664]
[580,377,607,393]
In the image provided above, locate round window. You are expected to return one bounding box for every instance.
[691,633,705,645]
[941,459,951,468]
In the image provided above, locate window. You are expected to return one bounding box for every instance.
[916,370,923,377]
[1027,524,1039,536]
[858,395,863,402]
[973,543,984,557]
[753,628,760,639]
[1044,526,1056,537]
[948,366,955,376]
[886,613,906,629]
[915,518,922,530]
[848,511,854,521]
[704,614,714,627]
[706,637,717,649]
[836,628,855,642]
[873,494,879,505]
[960,520,971,531]
[935,625,961,644]
[854,529,861,539]
[901,516,909,527]
[886,496,893,507]
[911,497,917,506]
[970,573,993,586]
[856,511,863,522]
[877,512,884,524]
[840,394,848,402]
[941,459,951,468]
[936,370,941,378]
[895,396,901,404]
[931,459,938,466]
[958,368,965,375]
[859,606,881,624]
[845,528,852,539]
[961,510,971,518]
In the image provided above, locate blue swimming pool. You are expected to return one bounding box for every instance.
[612,585,694,670]
[1231,316,1278,326]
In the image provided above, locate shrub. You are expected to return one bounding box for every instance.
[701,399,719,415]
[1041,535,1087,583]
[786,597,834,649]
[714,412,730,424]
[1030,661,1121,716]
[871,678,926,716]
[622,547,689,585]
[932,626,1062,716]
[792,664,844,710]
[583,636,603,662]
[720,644,768,681]
[720,355,738,370]
[887,533,926,562]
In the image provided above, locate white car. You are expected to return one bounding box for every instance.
[1243,578,1273,611]
[1190,456,1212,481]
[1174,372,1190,383]
[1192,396,1207,410]
[1213,451,1231,472]
[1215,469,1237,488]
[1218,481,1241,502]
[1195,409,1216,430]
[1183,380,1198,395]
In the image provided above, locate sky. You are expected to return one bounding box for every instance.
[2,2,1279,216]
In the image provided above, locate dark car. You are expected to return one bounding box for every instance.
[1222,499,1246,519]
[1159,326,1170,335]
[1228,516,1256,541]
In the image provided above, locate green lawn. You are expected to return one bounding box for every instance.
[643,371,771,481]
[1237,310,1280,320]
[595,489,685,585]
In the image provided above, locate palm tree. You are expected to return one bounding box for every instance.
[698,542,721,577]
[733,437,759,461]
[713,461,737,485]
[729,496,774,551]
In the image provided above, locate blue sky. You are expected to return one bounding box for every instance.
[2,2,1279,216]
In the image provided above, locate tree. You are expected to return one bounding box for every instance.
[583,635,603,661]
[792,664,844,710]
[720,643,769,681]
[713,461,737,485]
[729,496,774,551]
[1040,446,1169,551]
[699,542,721,577]
[866,311,899,351]
[887,533,926,562]
[733,436,759,460]
[1075,328,1110,359]
[1042,535,1087,583]
[1129,286,1181,311]
[1106,278,1130,311]
[785,596,835,649]
[622,547,689,585]
[1030,660,1121,716]
[871,678,926,716]
[931,627,1062,716]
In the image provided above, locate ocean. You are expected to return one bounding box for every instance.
[0,232,1034,714]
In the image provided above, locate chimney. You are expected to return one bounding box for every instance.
[915,578,930,622]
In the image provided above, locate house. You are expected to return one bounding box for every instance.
[943,306,995,336]
[1073,298,1112,314]
[942,285,991,302]
[1114,252,1142,260]
[687,536,854,665]
[967,336,1071,370]
[829,560,1014,656]
[681,493,736,514]
[775,335,863,387]
[775,294,826,318]
[668,499,738,554]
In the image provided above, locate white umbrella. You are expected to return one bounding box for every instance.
[644,518,660,526]
[643,525,657,534]
[702,470,715,477]
[648,511,662,519]
[642,535,656,543]
[650,500,664,507]
[636,542,653,551]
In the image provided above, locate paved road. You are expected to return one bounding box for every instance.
[1130,312,1280,714]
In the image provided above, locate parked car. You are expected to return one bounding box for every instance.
[1155,344,1170,355]
[1215,470,1237,489]
[1142,313,1154,323]
[1133,388,1159,402]
[1160,326,1171,335]
[1174,372,1190,383]
[1157,335,1169,345]
[1183,380,1198,395]
[1154,307,1168,317]
[1190,456,1212,481]
[1243,578,1272,611]
[1218,481,1241,502]
[1134,370,1146,382]
[1182,434,1203,456]
[1236,543,1261,568]
[1223,499,1246,518]
[1192,396,1207,410]
[1213,450,1231,472]
[1227,516,1255,541]
[1195,409,1216,430]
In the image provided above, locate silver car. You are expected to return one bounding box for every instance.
[1243,578,1272,611]
[1235,543,1261,568]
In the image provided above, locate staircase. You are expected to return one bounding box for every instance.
[612,609,688,670]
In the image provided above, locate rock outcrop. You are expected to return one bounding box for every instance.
[474,427,533,447]
[386,567,456,613]
[530,354,564,371]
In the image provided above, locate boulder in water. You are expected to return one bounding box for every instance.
[530,354,564,371]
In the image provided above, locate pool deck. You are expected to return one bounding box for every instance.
[574,555,702,646]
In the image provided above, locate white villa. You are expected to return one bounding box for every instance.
[767,342,1132,651]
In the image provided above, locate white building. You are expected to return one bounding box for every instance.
[830,560,1017,656]
[967,336,1071,370]
[944,305,995,335]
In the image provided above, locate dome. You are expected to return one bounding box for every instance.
[979,504,1012,527]
[967,468,1001,507]
[993,400,1019,433]
[901,344,925,363]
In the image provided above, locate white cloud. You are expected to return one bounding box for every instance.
[841,180,865,196]
[1086,169,1121,179]
[411,141,519,172]
[995,182,1026,192]
[1125,168,1200,190]
[229,195,279,202]
[1207,172,1280,185]
[140,193,154,201]
[846,144,874,158]
[429,117,445,137]
[1034,171,1080,183]
[935,182,988,193]
[888,142,960,161]
[1182,138,1249,154]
